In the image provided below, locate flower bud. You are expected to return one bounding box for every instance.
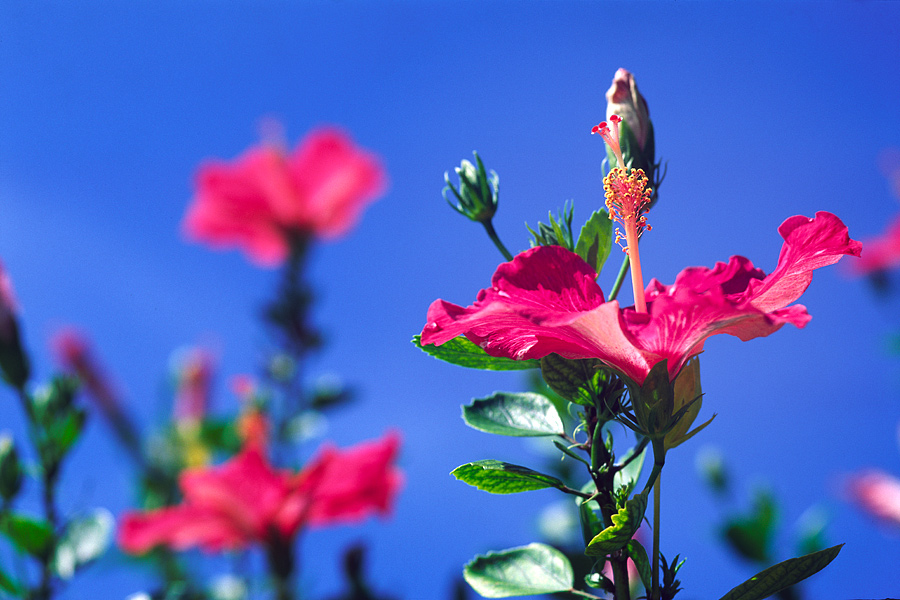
[0,262,30,389]
[0,433,23,502]
[443,152,499,223]
[606,68,651,153]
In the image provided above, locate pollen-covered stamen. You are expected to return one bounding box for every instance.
[591,114,625,168]
[604,166,653,313]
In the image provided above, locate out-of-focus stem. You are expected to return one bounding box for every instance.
[608,255,630,302]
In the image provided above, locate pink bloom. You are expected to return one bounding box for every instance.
[118,432,402,554]
[847,470,900,527]
[421,212,860,385]
[848,148,900,275]
[183,127,387,266]
[848,215,900,274]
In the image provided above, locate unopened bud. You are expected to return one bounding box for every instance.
[0,434,23,502]
[0,262,30,389]
[606,68,651,154]
[443,152,499,223]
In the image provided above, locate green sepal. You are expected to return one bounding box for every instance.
[574,209,613,277]
[413,335,539,371]
[717,544,843,600]
[625,539,652,592]
[622,360,674,438]
[0,513,53,558]
[462,392,564,437]
[527,203,576,251]
[53,508,114,579]
[585,490,648,556]
[452,460,567,494]
[463,543,574,597]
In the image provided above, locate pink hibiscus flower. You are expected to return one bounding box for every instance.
[421,212,860,385]
[183,127,387,266]
[847,469,900,527]
[118,432,402,554]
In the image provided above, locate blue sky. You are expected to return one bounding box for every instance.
[2,2,900,598]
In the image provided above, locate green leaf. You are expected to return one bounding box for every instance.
[578,493,603,547]
[613,443,648,497]
[717,544,843,600]
[575,209,613,276]
[723,488,777,563]
[585,490,648,555]
[0,564,23,597]
[413,335,539,371]
[463,543,574,597]
[53,508,114,579]
[0,513,53,557]
[625,539,652,592]
[539,355,600,406]
[452,460,566,494]
[462,392,564,437]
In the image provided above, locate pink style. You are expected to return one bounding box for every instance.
[183,127,387,266]
[421,212,861,385]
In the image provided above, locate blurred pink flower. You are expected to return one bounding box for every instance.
[847,470,900,527]
[183,126,387,266]
[848,149,900,275]
[422,212,860,385]
[118,432,402,554]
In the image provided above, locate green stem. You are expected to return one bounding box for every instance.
[482,220,514,261]
[608,255,630,302]
[586,413,629,600]
[16,387,57,600]
[646,440,666,600]
[652,473,661,600]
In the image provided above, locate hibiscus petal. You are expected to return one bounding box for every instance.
[289,128,387,239]
[118,505,247,554]
[422,246,663,384]
[747,211,862,312]
[298,431,402,527]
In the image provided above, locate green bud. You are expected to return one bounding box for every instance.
[0,434,23,502]
[0,264,30,390]
[443,152,499,223]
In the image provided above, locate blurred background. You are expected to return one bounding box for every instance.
[2,1,899,598]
